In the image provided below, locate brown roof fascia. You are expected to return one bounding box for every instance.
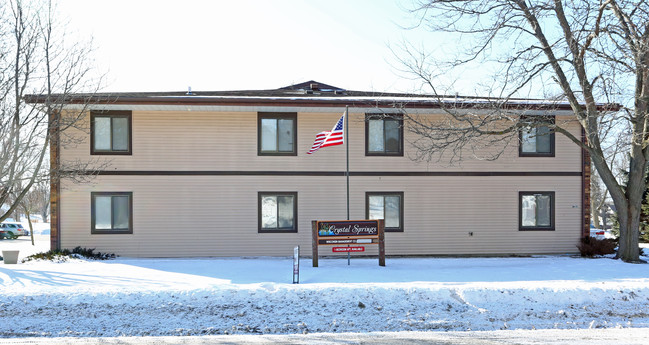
[24,94,620,112]
[24,95,577,111]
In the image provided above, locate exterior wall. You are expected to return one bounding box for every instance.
[61,110,582,173]
[58,109,584,257]
[60,175,581,257]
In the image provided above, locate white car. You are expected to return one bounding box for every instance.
[0,222,27,239]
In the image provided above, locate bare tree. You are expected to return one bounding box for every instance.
[33,180,49,222]
[20,183,44,245]
[591,167,607,229]
[398,0,648,262]
[0,0,101,225]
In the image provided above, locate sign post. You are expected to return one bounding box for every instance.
[293,246,300,284]
[312,219,385,267]
[312,221,319,267]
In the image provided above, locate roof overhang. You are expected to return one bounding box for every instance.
[46,103,579,116]
[24,94,612,116]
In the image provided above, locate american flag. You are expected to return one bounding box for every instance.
[306,112,345,154]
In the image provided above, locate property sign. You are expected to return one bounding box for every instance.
[312,219,385,267]
[332,246,365,252]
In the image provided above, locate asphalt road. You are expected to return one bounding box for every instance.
[1,328,648,345]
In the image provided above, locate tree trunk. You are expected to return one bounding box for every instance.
[590,166,604,229]
[614,152,646,262]
[590,143,644,263]
[26,209,35,246]
[615,202,641,262]
[591,197,601,229]
[40,204,49,223]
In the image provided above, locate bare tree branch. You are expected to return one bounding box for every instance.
[0,0,104,224]
[399,0,649,262]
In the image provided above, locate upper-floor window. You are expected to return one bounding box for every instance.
[366,114,403,156]
[519,116,554,157]
[91,192,133,234]
[258,113,297,156]
[519,191,554,231]
[91,111,132,155]
[366,192,404,232]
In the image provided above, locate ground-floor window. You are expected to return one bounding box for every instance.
[91,192,133,234]
[519,191,555,231]
[366,192,404,232]
[258,192,297,233]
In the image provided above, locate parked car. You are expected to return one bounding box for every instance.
[0,222,26,239]
[0,229,10,240]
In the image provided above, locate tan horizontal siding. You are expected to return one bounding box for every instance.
[60,175,582,257]
[60,111,582,173]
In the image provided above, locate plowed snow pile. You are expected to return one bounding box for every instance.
[1,254,648,337]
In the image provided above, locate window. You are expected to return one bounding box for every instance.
[366,192,404,232]
[365,114,403,156]
[258,113,297,155]
[519,116,555,157]
[519,192,554,231]
[258,192,297,233]
[91,192,133,234]
[91,111,132,155]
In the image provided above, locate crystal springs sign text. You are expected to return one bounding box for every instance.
[317,221,378,237]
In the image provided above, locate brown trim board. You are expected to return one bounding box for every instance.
[365,192,404,232]
[25,96,580,111]
[257,112,298,156]
[90,192,134,234]
[90,110,133,156]
[49,111,61,251]
[67,170,583,177]
[582,127,591,238]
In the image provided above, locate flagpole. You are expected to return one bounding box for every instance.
[345,105,349,221]
[345,105,350,266]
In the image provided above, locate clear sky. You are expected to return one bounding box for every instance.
[58,0,444,94]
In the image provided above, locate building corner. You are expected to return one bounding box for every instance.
[49,110,61,251]
[582,127,591,238]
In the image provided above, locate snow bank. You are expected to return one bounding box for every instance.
[0,254,648,337]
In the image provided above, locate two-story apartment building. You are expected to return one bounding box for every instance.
[32,81,590,257]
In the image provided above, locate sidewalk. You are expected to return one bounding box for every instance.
[1,329,649,345]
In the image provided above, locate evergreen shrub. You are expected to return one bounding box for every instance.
[577,236,616,257]
[22,246,115,262]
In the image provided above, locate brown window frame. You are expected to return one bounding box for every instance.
[519,191,555,231]
[365,114,404,156]
[90,110,133,155]
[365,192,404,232]
[258,192,298,233]
[91,192,133,234]
[519,115,555,157]
[257,112,298,156]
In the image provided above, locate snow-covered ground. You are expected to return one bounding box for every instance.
[0,237,648,338]
[0,235,50,259]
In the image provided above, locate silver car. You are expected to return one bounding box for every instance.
[0,222,27,239]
